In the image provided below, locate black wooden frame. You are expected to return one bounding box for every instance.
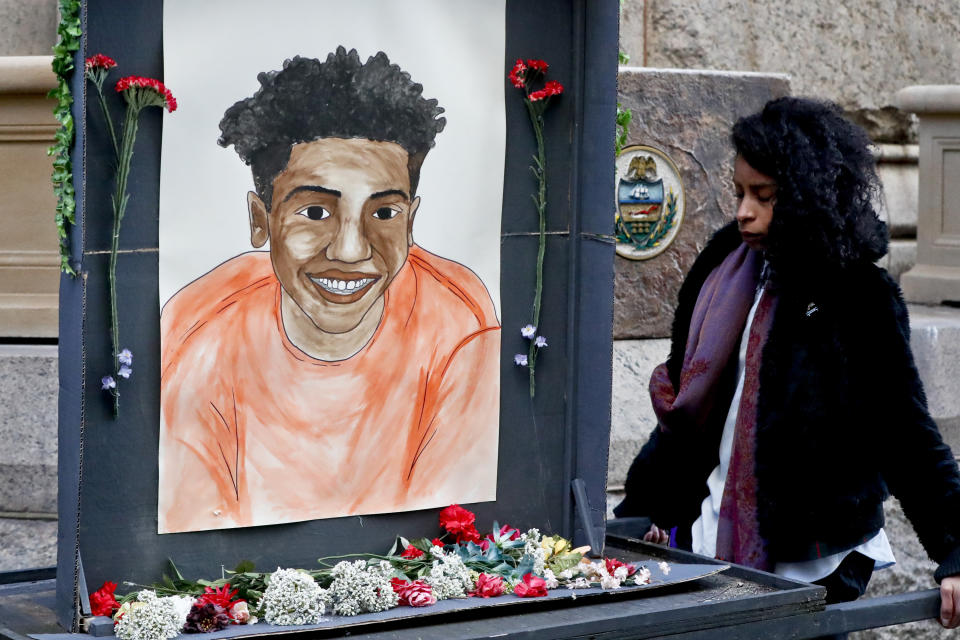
[56,0,619,630]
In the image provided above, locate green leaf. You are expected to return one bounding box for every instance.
[409,537,434,553]
[547,552,583,574]
[167,559,185,581]
[232,560,255,573]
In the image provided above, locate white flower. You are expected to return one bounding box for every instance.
[118,348,133,366]
[543,569,559,589]
[634,566,652,585]
[558,569,574,581]
[658,561,671,575]
[169,595,194,622]
[114,590,189,640]
[569,577,592,589]
[514,353,528,366]
[521,324,537,339]
[425,547,472,600]
[522,533,547,575]
[534,335,548,348]
[327,560,397,616]
[613,566,629,581]
[600,574,622,590]
[581,560,604,579]
[261,567,326,625]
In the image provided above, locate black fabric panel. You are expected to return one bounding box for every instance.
[59,0,618,622]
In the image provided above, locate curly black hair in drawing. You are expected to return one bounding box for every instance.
[732,97,888,278]
[218,47,446,208]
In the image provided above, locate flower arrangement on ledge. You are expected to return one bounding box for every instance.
[89,505,670,638]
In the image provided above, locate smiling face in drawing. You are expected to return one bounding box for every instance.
[247,137,419,336]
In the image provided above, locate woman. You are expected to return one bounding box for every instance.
[614,97,960,631]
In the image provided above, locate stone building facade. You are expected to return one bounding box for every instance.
[612,3,960,639]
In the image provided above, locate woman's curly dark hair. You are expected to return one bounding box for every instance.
[219,47,446,209]
[732,97,888,278]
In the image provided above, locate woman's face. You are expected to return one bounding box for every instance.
[733,155,777,250]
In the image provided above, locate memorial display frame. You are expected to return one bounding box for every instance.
[55,0,620,631]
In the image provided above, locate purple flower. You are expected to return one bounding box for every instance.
[118,348,133,366]
[534,335,548,348]
[520,324,537,339]
[183,602,231,633]
[514,353,528,366]
[101,375,116,390]
[118,364,132,379]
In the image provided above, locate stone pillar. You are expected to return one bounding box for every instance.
[0,55,59,337]
[896,85,960,304]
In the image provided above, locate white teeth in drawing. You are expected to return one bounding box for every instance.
[310,276,374,295]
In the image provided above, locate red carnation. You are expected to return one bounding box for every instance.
[508,59,527,89]
[513,573,548,598]
[89,581,120,617]
[458,524,483,545]
[438,504,476,538]
[543,80,564,97]
[525,59,549,73]
[469,573,505,598]
[604,557,636,577]
[115,76,178,112]
[400,545,424,559]
[431,538,445,547]
[85,54,117,71]
[391,578,436,607]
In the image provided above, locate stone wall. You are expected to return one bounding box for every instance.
[614,68,790,339]
[0,0,56,56]
[620,0,960,143]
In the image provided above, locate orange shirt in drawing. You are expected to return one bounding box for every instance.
[158,245,500,533]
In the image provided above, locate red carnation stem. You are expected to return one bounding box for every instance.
[525,97,547,398]
[105,103,141,414]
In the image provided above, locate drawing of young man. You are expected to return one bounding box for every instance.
[158,48,500,533]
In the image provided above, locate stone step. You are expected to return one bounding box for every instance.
[0,344,57,514]
[0,516,56,572]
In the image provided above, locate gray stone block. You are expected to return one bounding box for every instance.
[0,0,58,56]
[909,304,960,456]
[879,240,917,283]
[607,339,669,488]
[614,68,790,339]
[876,145,919,238]
[0,344,57,513]
[0,517,56,571]
[621,0,960,118]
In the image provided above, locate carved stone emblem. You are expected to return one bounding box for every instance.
[615,144,685,260]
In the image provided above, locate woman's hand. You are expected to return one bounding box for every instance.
[941,576,960,628]
[643,523,670,545]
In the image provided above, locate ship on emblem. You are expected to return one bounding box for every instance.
[618,155,663,222]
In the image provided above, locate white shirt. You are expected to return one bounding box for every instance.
[690,282,895,581]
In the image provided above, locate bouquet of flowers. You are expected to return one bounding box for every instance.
[90,505,668,633]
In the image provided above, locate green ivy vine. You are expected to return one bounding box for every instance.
[48,0,82,275]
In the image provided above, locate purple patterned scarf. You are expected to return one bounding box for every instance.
[714,286,777,570]
[649,243,775,569]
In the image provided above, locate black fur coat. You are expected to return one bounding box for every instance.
[615,222,960,581]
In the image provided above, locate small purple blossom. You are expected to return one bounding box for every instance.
[118,364,132,379]
[101,375,116,390]
[514,353,528,366]
[520,324,537,339]
[535,335,548,348]
[118,348,133,366]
